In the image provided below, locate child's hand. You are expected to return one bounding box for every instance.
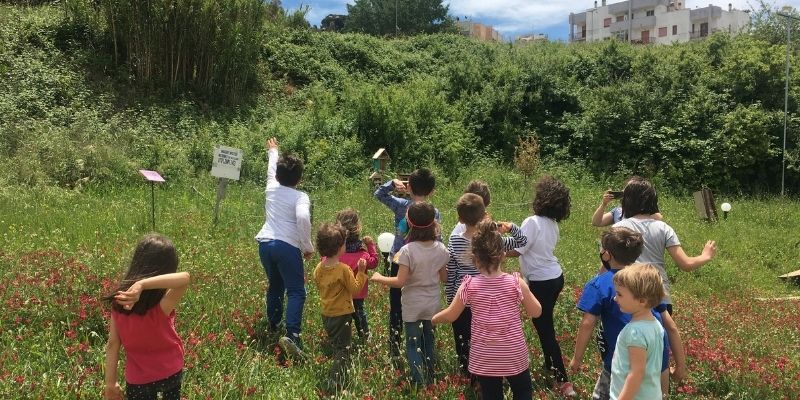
[303,251,315,260]
[357,258,367,273]
[114,282,143,310]
[362,236,374,246]
[497,222,512,234]
[267,137,278,150]
[670,365,688,382]
[371,271,384,282]
[392,179,407,192]
[103,383,123,400]
[568,357,582,375]
[702,240,717,259]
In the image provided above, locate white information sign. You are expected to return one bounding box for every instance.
[210,145,243,180]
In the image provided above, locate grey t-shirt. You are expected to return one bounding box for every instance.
[395,241,450,322]
[613,218,680,303]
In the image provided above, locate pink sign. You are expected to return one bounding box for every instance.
[138,169,165,183]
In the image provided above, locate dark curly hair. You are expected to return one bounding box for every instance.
[621,177,659,218]
[532,175,571,222]
[471,220,504,272]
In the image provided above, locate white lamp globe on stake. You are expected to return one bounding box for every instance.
[721,202,731,220]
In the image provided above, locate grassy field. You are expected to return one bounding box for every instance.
[1,165,799,399]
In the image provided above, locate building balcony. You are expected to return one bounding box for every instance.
[608,0,667,15]
[690,6,722,21]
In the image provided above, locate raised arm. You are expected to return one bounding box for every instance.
[266,138,279,189]
[373,179,407,215]
[591,192,615,227]
[295,194,314,256]
[114,272,191,315]
[666,241,716,272]
[103,319,123,400]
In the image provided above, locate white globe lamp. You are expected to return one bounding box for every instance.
[721,202,731,220]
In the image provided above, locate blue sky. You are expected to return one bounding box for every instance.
[282,0,800,41]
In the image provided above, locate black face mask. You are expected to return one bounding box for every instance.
[600,252,612,271]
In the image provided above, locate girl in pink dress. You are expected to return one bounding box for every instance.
[433,220,542,399]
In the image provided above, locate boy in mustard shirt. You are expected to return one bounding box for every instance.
[313,223,368,394]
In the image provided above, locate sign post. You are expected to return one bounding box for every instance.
[210,145,243,225]
[138,170,165,231]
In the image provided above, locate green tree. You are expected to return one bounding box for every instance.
[750,0,800,45]
[344,0,453,36]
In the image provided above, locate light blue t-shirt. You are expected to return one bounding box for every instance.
[610,319,664,400]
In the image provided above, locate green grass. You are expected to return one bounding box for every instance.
[1,165,798,399]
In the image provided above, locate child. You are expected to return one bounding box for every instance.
[613,178,716,314]
[450,180,491,237]
[103,234,190,400]
[591,177,663,227]
[507,175,577,397]
[570,227,688,400]
[434,220,542,400]
[446,193,527,378]
[371,202,449,386]
[313,223,369,393]
[609,264,666,400]
[335,208,379,338]
[373,168,439,360]
[255,137,314,359]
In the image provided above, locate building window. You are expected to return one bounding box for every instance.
[672,25,678,35]
[646,10,655,16]
[604,18,612,27]
[617,15,625,22]
[659,27,667,37]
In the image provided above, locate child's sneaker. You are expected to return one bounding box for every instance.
[279,335,307,362]
[556,382,577,398]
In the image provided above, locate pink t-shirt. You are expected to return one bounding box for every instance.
[460,272,529,377]
[338,243,379,300]
[111,305,184,384]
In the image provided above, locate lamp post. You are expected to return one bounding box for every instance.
[777,11,800,196]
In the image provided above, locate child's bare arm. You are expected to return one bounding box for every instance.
[103,319,123,400]
[618,347,647,400]
[661,311,688,382]
[506,249,521,258]
[519,277,541,318]
[438,264,447,283]
[371,265,409,288]
[569,312,598,374]
[114,272,190,315]
[432,285,466,324]
[667,241,716,272]
[591,192,615,227]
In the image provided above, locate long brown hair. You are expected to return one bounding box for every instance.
[405,202,438,242]
[105,234,179,315]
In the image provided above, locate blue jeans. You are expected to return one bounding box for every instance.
[404,320,435,385]
[259,240,306,338]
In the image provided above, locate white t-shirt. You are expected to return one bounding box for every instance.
[254,148,314,254]
[613,218,680,303]
[450,222,466,238]
[395,241,450,322]
[514,215,562,281]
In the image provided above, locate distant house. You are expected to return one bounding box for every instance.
[569,0,749,44]
[321,14,347,32]
[456,20,502,42]
[516,33,548,44]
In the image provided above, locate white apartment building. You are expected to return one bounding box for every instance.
[569,0,750,44]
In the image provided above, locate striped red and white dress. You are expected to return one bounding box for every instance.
[459,272,529,377]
